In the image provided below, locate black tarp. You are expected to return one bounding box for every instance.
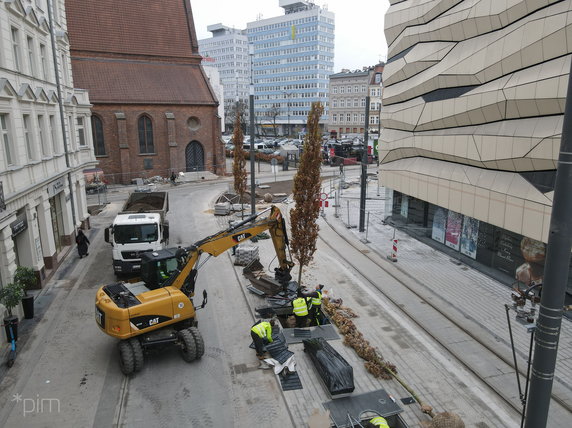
[303,337,354,396]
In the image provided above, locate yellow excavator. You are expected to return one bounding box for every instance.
[95,205,294,374]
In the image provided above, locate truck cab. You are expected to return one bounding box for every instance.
[105,212,169,275]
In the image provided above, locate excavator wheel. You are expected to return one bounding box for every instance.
[118,340,135,375]
[178,329,197,362]
[129,338,144,372]
[189,327,205,359]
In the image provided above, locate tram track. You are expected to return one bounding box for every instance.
[318,216,572,421]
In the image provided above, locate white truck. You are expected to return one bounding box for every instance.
[104,191,169,275]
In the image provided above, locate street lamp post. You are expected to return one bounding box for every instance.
[283,91,291,137]
[249,44,256,216]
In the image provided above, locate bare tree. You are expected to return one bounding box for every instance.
[226,100,248,134]
[232,111,247,208]
[290,102,324,287]
[266,104,281,137]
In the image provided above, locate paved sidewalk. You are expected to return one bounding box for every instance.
[322,172,572,422]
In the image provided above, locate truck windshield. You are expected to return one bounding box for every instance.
[114,224,158,244]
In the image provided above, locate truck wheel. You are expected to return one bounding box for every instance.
[178,329,197,362]
[118,341,135,375]
[189,327,205,359]
[129,338,144,372]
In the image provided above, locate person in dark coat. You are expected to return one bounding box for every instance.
[76,229,90,258]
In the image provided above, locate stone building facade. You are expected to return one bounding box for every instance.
[0,0,96,335]
[66,0,224,184]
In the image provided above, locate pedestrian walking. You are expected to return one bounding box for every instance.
[76,229,90,259]
[292,290,309,328]
[250,319,275,368]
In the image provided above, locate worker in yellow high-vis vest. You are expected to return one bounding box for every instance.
[365,416,389,428]
[291,290,309,328]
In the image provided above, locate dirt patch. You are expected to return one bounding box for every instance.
[218,180,294,204]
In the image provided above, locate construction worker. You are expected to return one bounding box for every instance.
[292,290,309,328]
[364,416,389,428]
[250,319,275,360]
[305,284,324,325]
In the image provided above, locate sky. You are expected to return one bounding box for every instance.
[190,0,390,72]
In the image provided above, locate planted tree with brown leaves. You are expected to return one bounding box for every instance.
[290,102,324,287]
[232,111,247,207]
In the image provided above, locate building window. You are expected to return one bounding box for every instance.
[340,99,345,108]
[360,113,365,123]
[354,85,359,93]
[39,44,48,80]
[1,114,14,166]
[340,85,345,94]
[346,113,351,122]
[138,115,154,154]
[49,115,58,153]
[77,116,86,146]
[333,99,337,108]
[91,116,105,156]
[23,114,34,160]
[353,98,359,107]
[38,115,48,157]
[361,98,366,107]
[361,85,366,92]
[11,28,21,71]
[68,115,76,149]
[333,86,338,94]
[333,114,337,123]
[353,113,358,123]
[27,36,36,76]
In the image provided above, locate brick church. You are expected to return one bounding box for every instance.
[66,0,224,184]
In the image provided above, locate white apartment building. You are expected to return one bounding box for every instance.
[0,0,96,324]
[201,64,225,133]
[198,24,250,132]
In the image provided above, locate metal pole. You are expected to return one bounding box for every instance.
[48,0,76,227]
[365,211,370,243]
[249,44,256,216]
[347,200,350,227]
[524,59,572,428]
[359,96,370,232]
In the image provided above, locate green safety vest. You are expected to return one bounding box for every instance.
[251,322,273,343]
[370,416,389,428]
[311,291,322,306]
[292,297,309,316]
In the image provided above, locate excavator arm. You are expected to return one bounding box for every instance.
[169,205,293,293]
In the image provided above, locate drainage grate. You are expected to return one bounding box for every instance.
[294,329,312,337]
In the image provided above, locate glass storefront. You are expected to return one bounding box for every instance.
[49,195,64,253]
[390,191,571,297]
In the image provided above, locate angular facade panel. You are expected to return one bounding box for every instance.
[382,0,572,295]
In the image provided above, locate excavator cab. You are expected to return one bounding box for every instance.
[140,249,180,290]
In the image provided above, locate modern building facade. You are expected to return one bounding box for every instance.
[248,0,334,136]
[0,0,96,324]
[67,0,223,184]
[198,24,250,132]
[381,0,572,296]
